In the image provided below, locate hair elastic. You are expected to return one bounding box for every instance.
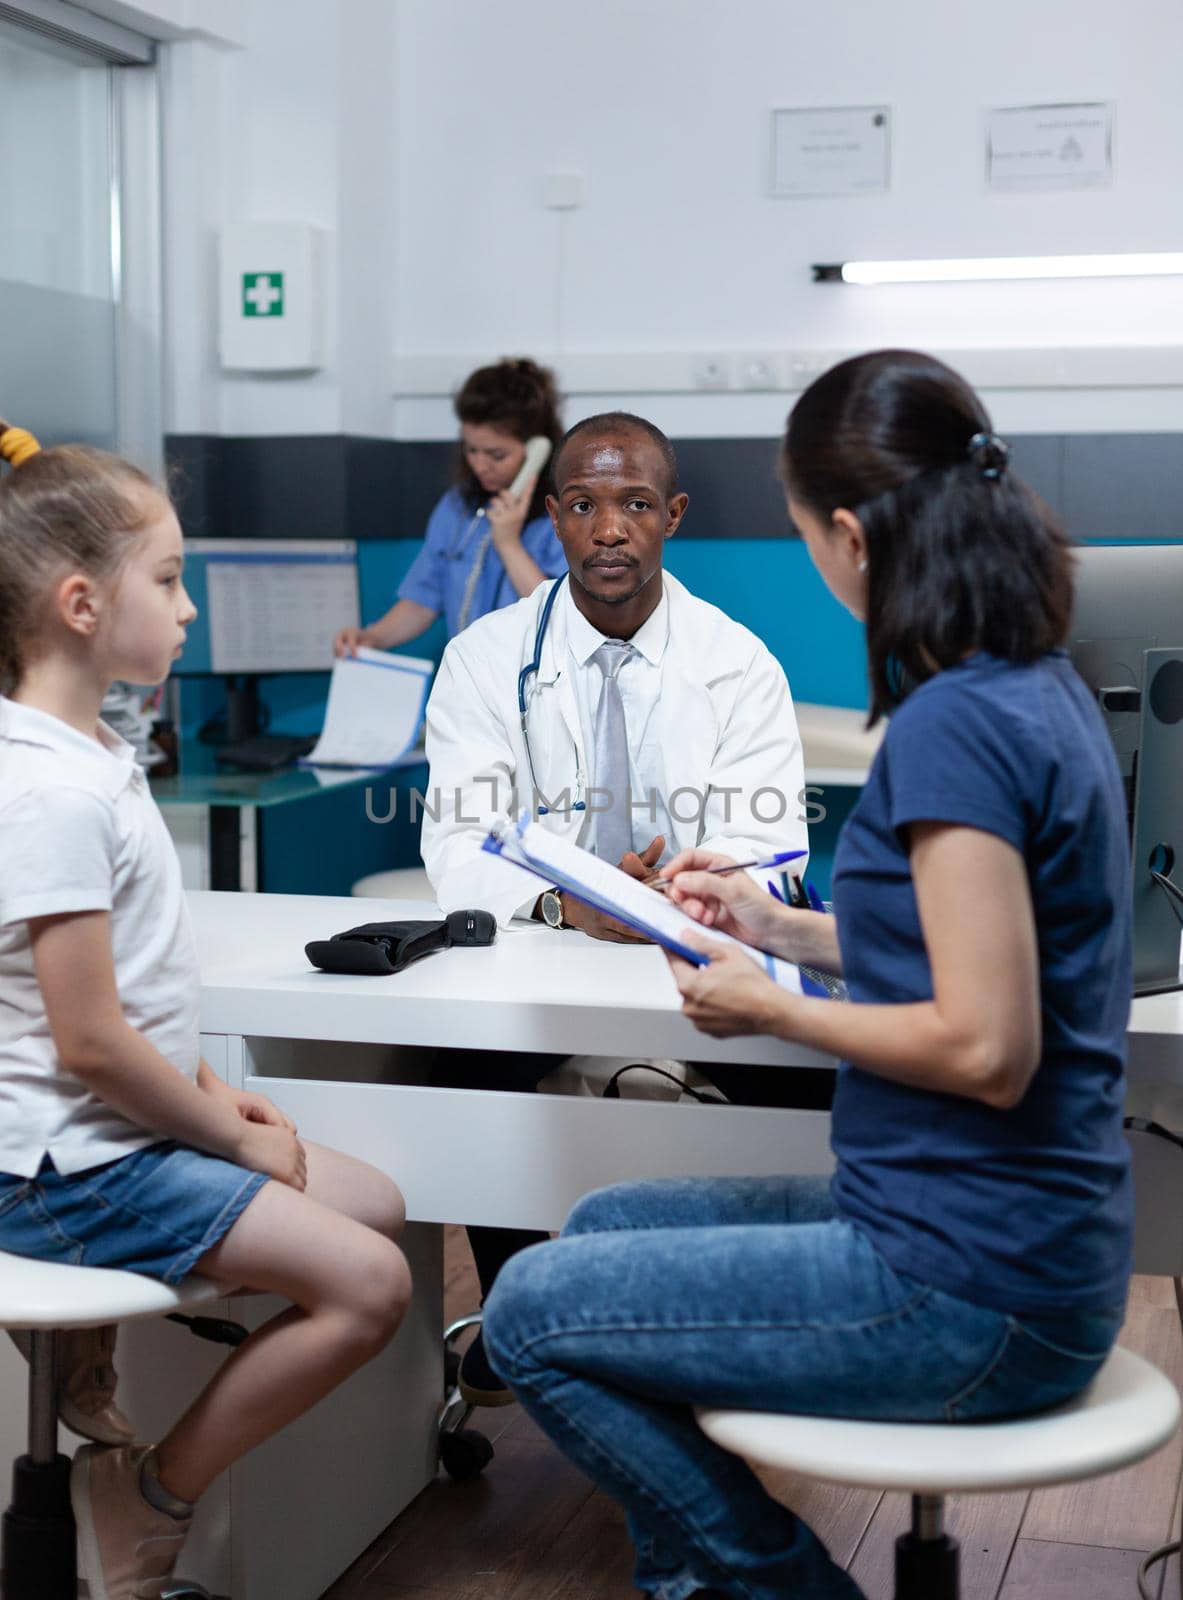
[966,430,1009,481]
[0,426,42,469]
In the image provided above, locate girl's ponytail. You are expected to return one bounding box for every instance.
[0,421,43,470]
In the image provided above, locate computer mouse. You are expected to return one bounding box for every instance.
[445,909,497,946]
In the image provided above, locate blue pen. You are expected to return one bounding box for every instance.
[653,848,806,894]
[805,880,825,913]
[768,879,786,903]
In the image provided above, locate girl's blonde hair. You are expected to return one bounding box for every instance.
[0,421,165,693]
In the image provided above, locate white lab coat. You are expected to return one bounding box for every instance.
[422,574,807,927]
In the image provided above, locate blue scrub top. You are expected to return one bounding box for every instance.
[830,651,1133,1316]
[397,487,566,638]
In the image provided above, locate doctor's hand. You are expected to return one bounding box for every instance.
[660,847,791,953]
[620,835,666,887]
[667,937,786,1040]
[561,893,651,945]
[487,478,536,550]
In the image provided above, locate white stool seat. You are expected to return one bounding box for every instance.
[697,1346,1180,1496]
[0,1250,229,1332]
[351,867,436,902]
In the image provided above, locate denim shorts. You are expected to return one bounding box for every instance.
[0,1142,268,1284]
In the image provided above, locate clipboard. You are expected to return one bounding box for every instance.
[299,647,433,769]
[482,814,827,995]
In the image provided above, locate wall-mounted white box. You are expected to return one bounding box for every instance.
[219,223,327,372]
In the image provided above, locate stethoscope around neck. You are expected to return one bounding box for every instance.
[517,580,586,815]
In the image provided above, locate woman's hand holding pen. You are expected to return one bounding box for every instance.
[660,848,792,954]
[486,477,537,551]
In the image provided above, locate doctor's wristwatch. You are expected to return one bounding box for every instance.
[539,888,567,929]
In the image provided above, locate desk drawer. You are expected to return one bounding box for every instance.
[243,1065,833,1232]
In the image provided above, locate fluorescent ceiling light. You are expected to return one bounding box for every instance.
[812,253,1183,285]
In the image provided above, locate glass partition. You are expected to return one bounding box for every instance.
[0,16,118,446]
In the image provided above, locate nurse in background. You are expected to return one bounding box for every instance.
[334,358,565,652]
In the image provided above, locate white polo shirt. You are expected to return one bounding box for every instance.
[0,698,200,1177]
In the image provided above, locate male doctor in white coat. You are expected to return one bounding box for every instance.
[420,412,816,1405]
[423,412,807,925]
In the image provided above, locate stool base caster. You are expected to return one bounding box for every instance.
[895,1528,959,1600]
[439,1427,495,1481]
[439,1315,494,1480]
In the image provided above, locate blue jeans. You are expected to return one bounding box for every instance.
[482,1176,1125,1600]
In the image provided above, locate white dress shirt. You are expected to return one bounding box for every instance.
[562,583,676,859]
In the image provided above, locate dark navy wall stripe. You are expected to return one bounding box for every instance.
[165,433,1182,544]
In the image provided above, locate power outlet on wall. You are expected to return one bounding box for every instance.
[737,354,788,390]
[692,355,732,390]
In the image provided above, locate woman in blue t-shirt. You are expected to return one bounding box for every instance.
[333,358,566,652]
[481,351,1134,1600]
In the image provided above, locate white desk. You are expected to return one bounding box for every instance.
[193,892,836,1234]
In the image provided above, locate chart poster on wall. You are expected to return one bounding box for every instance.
[986,103,1113,190]
[770,106,890,198]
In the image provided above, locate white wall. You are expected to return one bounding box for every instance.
[157,0,1183,439]
[390,0,1183,437]
[159,0,398,437]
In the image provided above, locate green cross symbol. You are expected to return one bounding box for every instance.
[243,272,284,317]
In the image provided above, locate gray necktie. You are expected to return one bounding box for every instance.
[589,640,635,864]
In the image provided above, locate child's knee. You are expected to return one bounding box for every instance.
[371,1172,406,1240]
[346,1238,412,1351]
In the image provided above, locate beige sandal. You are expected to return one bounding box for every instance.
[8,1324,136,1445]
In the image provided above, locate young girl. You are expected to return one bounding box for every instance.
[0,423,411,1600]
[333,356,565,651]
[482,351,1134,1600]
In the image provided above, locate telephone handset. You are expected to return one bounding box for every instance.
[507,435,552,499]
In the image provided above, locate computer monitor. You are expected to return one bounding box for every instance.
[174,539,360,676]
[173,539,361,742]
[1071,543,1183,994]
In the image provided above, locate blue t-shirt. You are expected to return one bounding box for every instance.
[398,487,566,639]
[830,651,1133,1315]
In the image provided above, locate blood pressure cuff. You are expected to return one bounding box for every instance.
[305,911,496,976]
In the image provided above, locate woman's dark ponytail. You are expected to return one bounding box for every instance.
[782,350,1073,723]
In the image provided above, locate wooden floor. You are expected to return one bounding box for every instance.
[322,1227,1183,1600]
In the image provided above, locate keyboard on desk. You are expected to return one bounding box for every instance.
[214,734,318,772]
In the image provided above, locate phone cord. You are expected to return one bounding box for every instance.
[456,515,496,633]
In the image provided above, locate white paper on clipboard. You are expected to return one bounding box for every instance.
[301,647,434,769]
[483,814,816,992]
